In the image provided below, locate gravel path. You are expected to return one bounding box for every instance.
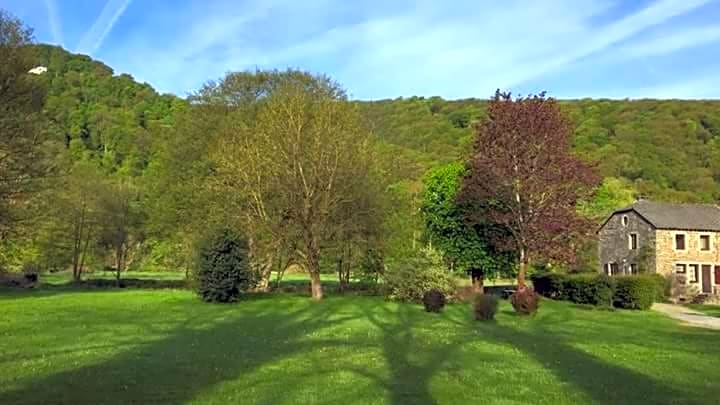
[652,303,720,330]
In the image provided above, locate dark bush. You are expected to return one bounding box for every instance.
[195,228,256,303]
[613,275,657,310]
[474,294,499,321]
[423,289,446,313]
[511,287,539,315]
[564,274,615,307]
[532,272,616,307]
[531,272,566,299]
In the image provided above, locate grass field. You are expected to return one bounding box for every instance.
[687,304,720,318]
[1,288,718,404]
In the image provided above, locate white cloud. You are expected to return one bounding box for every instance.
[76,0,133,55]
[102,0,718,99]
[618,25,720,59]
[44,0,63,46]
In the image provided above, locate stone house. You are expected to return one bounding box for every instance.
[598,200,720,295]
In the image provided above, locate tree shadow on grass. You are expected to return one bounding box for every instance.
[456,311,704,405]
[347,303,475,405]
[0,299,360,404]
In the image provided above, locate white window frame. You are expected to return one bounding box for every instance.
[628,233,638,250]
[622,215,629,227]
[629,263,638,274]
[673,232,687,251]
[698,234,713,252]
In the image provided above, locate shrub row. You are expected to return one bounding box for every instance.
[531,272,665,310]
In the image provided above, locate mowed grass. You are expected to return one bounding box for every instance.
[687,304,720,318]
[1,289,719,404]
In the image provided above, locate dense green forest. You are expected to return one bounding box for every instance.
[4,39,720,277]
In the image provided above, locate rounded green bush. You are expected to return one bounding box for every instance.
[613,276,657,310]
[383,249,456,303]
[194,228,256,303]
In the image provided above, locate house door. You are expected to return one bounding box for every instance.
[701,265,712,294]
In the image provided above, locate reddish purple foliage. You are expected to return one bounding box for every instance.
[459,91,599,287]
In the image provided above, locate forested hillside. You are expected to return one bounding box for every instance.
[359,97,720,207]
[5,40,720,275]
[27,44,181,175]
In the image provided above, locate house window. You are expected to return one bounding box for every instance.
[675,234,686,250]
[715,266,720,285]
[628,233,638,250]
[688,264,699,283]
[675,263,686,274]
[622,215,629,227]
[605,263,621,276]
[700,235,711,251]
[629,264,638,274]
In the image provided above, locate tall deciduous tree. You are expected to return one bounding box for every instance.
[459,91,599,289]
[421,162,514,292]
[0,10,49,237]
[97,180,145,285]
[36,161,105,279]
[211,72,377,300]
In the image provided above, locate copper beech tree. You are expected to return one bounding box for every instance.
[459,91,599,290]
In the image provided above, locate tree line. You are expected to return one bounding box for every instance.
[3,9,720,300]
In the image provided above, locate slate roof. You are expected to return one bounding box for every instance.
[609,200,720,232]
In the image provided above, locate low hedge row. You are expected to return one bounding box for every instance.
[531,272,665,310]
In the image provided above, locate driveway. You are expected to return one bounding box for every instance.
[652,303,720,330]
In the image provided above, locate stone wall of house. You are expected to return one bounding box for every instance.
[654,230,720,275]
[598,211,655,274]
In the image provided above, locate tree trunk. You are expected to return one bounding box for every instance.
[255,258,273,292]
[115,247,123,287]
[518,246,527,289]
[309,270,323,300]
[471,269,484,294]
[304,233,323,300]
[77,223,93,282]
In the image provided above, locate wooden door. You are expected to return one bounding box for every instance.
[701,265,712,293]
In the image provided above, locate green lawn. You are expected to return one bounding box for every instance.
[687,304,720,318]
[1,289,718,404]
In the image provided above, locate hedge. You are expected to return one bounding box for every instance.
[613,276,658,310]
[531,272,664,310]
[564,274,615,307]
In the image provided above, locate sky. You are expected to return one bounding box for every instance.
[3,0,720,99]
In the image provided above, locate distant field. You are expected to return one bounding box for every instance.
[1,290,718,404]
[38,270,347,289]
[40,271,187,285]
